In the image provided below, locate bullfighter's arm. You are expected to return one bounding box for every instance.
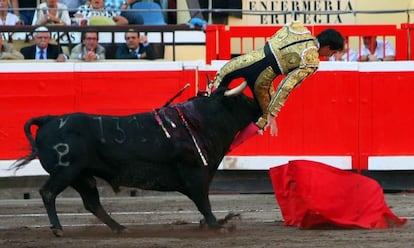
[268,48,319,117]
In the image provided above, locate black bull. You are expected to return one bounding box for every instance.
[12,90,261,236]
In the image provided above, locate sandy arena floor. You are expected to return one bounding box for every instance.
[1,191,414,248]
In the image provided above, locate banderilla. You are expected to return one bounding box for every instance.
[163,83,190,107]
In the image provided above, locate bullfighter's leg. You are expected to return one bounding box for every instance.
[39,166,81,237]
[211,48,265,89]
[71,175,126,233]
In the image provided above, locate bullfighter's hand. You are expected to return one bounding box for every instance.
[267,114,278,136]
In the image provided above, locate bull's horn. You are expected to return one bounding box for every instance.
[224,81,248,96]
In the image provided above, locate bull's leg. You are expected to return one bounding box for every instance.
[71,175,126,233]
[39,186,63,237]
[39,170,78,237]
[191,190,220,229]
[178,166,220,229]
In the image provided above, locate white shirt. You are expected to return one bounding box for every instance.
[35,47,48,60]
[0,13,20,25]
[329,48,359,62]
[360,39,395,59]
[32,3,71,26]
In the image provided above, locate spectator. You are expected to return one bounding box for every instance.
[0,0,23,25]
[59,0,85,17]
[0,33,24,59]
[70,30,105,61]
[328,37,358,62]
[10,0,38,25]
[74,0,128,25]
[360,36,395,62]
[115,29,152,59]
[32,0,71,25]
[329,48,358,62]
[20,26,67,62]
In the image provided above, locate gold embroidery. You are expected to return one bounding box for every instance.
[267,22,318,75]
[212,22,320,128]
[282,53,301,72]
[254,66,277,116]
[212,49,266,88]
[268,66,316,116]
[302,47,319,67]
[274,27,288,41]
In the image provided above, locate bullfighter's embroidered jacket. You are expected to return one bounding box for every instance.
[212,21,320,128]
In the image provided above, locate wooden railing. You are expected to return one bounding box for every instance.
[0,25,203,61]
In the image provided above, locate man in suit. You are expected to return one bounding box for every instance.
[70,30,106,61]
[20,26,67,62]
[115,29,153,59]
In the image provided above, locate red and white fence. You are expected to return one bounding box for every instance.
[1,61,414,182]
[205,23,414,63]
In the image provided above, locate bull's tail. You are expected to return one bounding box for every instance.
[11,116,52,171]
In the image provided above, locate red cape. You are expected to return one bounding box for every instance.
[269,160,406,229]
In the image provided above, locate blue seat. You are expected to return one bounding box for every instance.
[130,2,166,25]
[120,11,144,25]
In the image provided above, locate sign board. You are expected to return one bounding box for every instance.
[229,0,413,25]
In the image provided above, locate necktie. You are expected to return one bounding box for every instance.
[39,50,44,60]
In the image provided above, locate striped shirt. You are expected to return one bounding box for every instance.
[75,5,118,18]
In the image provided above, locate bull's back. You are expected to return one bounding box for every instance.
[35,113,177,171]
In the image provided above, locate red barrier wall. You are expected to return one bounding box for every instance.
[1,61,414,172]
[198,62,414,171]
[0,63,196,159]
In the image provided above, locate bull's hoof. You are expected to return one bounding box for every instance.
[199,219,207,228]
[199,213,240,233]
[112,225,128,234]
[198,220,236,233]
[51,227,63,237]
[199,219,218,230]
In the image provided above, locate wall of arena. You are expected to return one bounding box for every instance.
[1,61,414,185]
